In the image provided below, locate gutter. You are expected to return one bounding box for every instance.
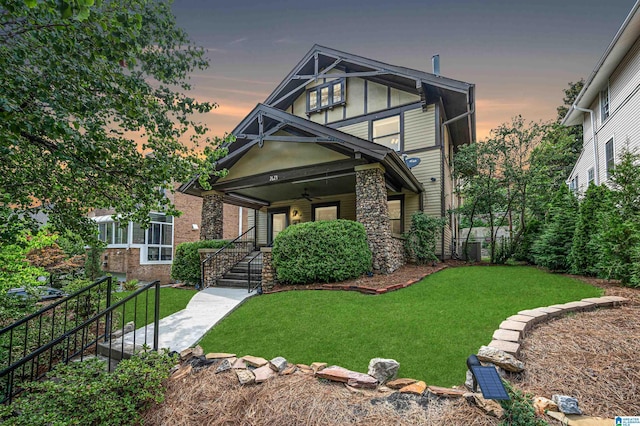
[572,105,600,186]
[440,91,475,259]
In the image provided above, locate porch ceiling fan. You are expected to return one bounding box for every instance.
[296,188,316,202]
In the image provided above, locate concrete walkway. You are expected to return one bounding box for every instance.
[120,287,255,353]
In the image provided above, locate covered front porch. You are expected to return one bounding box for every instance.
[180,105,424,286]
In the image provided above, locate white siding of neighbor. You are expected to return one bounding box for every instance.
[572,35,640,194]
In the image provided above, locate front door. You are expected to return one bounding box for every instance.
[268,208,289,244]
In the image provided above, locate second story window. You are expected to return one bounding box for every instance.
[307,79,345,113]
[600,88,610,122]
[588,168,595,184]
[373,115,401,151]
[605,138,614,179]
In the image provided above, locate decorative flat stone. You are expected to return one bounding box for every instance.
[488,340,520,357]
[492,329,521,343]
[235,369,255,385]
[387,378,418,390]
[242,355,269,368]
[347,371,378,389]
[179,348,194,360]
[499,320,527,337]
[231,358,247,369]
[281,364,297,375]
[311,362,327,373]
[561,301,596,312]
[253,365,276,383]
[399,380,427,395]
[316,366,351,383]
[600,296,628,305]
[506,314,535,324]
[192,345,204,357]
[296,364,314,374]
[428,386,467,397]
[206,352,236,360]
[464,392,504,418]
[171,364,192,380]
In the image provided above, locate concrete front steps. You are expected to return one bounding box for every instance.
[216,251,262,289]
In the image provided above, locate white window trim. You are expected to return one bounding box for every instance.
[604,137,615,181]
[139,213,174,265]
[599,83,610,125]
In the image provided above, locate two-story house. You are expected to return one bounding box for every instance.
[180,45,475,286]
[563,1,640,191]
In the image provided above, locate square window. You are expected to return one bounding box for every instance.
[161,247,172,261]
[147,247,159,261]
[312,203,339,221]
[373,116,401,152]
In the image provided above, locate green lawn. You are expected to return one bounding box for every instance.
[199,266,601,386]
[112,287,196,327]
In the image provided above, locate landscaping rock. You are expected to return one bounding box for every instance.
[370,392,431,412]
[316,366,351,382]
[296,364,314,374]
[552,395,582,415]
[192,345,204,357]
[477,345,524,373]
[281,364,297,375]
[533,396,559,415]
[171,364,192,380]
[428,386,467,398]
[492,329,521,343]
[215,358,233,374]
[347,371,378,389]
[311,362,327,373]
[180,348,194,360]
[387,378,418,390]
[235,369,255,385]
[206,352,236,360]
[253,365,276,383]
[367,358,400,384]
[464,392,504,418]
[269,356,288,373]
[242,355,268,368]
[231,358,247,369]
[399,380,426,395]
[189,356,217,369]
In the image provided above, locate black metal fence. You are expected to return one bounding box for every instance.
[0,277,160,404]
[201,226,256,289]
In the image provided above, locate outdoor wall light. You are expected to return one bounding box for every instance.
[192,224,199,230]
[430,177,437,182]
[292,210,299,217]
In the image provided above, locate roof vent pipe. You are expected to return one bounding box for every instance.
[432,54,440,76]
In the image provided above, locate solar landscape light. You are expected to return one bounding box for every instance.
[467,354,510,400]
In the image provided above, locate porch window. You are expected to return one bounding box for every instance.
[388,196,404,234]
[306,79,345,113]
[312,202,340,221]
[98,221,128,245]
[373,115,401,152]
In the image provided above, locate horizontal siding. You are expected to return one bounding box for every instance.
[408,150,442,217]
[338,121,369,140]
[367,81,388,113]
[610,36,640,113]
[404,192,420,229]
[404,106,435,151]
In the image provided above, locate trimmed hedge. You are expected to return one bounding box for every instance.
[170,239,227,285]
[272,219,372,284]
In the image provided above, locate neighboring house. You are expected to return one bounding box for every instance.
[89,186,245,284]
[563,0,640,192]
[180,45,475,280]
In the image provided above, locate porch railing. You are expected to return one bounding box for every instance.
[201,226,256,289]
[0,277,160,404]
[247,250,263,293]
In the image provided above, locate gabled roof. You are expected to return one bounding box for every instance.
[563,1,640,126]
[179,104,423,197]
[263,44,475,146]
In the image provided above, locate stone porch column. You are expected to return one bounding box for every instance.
[355,163,392,273]
[201,191,223,240]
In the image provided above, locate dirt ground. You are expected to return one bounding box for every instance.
[143,265,640,425]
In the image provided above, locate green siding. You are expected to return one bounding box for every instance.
[404,106,435,151]
[367,81,387,113]
[337,122,369,140]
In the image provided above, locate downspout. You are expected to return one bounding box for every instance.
[572,105,600,186]
[440,92,474,260]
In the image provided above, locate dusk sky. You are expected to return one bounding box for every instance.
[171,0,636,141]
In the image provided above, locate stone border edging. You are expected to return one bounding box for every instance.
[486,296,629,358]
[263,264,449,295]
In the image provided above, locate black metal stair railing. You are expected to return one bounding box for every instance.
[247,250,263,293]
[200,226,256,289]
